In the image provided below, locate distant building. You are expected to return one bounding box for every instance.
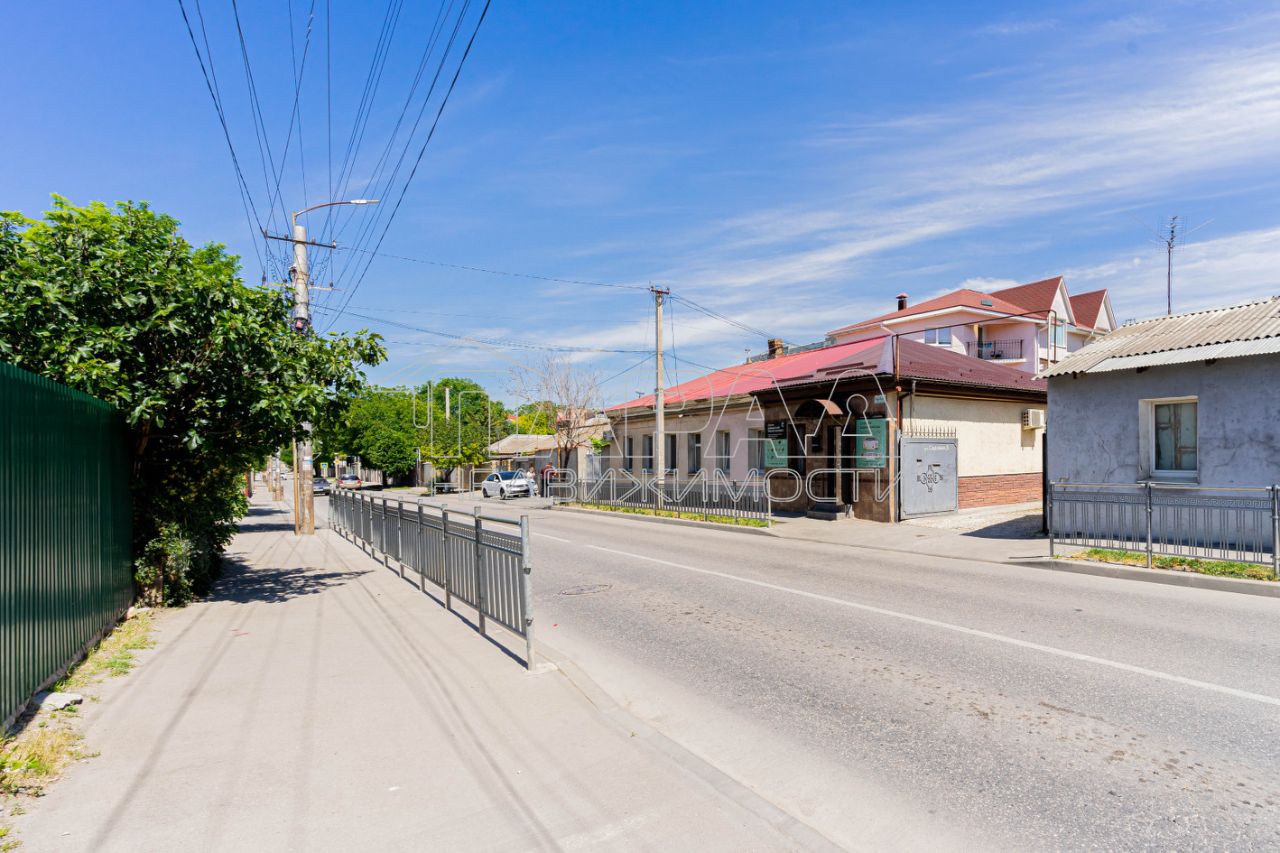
[828,276,1114,374]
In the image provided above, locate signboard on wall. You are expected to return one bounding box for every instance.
[763,438,789,468]
[854,418,888,469]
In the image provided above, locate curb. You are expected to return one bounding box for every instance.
[1009,557,1280,598]
[549,504,777,536]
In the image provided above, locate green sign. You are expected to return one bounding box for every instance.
[763,438,789,469]
[854,418,888,469]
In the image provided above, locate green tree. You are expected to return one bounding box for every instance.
[0,196,385,603]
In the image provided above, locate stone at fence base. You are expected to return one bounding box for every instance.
[127,606,152,619]
[35,691,83,711]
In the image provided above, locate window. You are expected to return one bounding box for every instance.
[688,433,702,474]
[623,436,633,472]
[748,429,764,473]
[1053,321,1066,348]
[642,434,654,472]
[716,430,731,474]
[1152,399,1197,476]
[924,326,952,346]
[665,434,678,473]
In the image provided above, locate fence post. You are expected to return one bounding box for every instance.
[417,500,426,592]
[1271,484,1279,580]
[1152,481,1162,568]
[441,507,452,611]
[520,515,535,671]
[1047,484,1055,558]
[396,499,404,578]
[473,507,487,635]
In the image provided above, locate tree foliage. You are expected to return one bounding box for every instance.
[315,379,514,483]
[0,197,385,603]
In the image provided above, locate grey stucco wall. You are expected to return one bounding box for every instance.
[1047,354,1280,487]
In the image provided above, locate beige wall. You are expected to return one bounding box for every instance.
[905,395,1043,476]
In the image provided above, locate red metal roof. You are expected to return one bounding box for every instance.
[606,337,888,411]
[1069,289,1108,329]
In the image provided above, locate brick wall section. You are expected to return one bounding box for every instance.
[958,472,1042,508]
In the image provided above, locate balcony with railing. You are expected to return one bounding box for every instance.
[964,339,1024,361]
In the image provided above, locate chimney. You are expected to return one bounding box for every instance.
[767,338,785,359]
[896,292,909,311]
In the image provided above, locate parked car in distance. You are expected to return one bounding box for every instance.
[480,470,533,500]
[338,474,362,490]
[312,477,332,496]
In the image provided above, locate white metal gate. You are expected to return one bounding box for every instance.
[900,434,958,517]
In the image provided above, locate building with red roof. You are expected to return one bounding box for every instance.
[827,276,1115,373]
[602,335,1046,522]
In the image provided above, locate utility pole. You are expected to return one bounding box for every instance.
[652,285,669,509]
[274,198,379,535]
[1163,216,1179,316]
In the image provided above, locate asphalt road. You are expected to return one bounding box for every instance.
[338,492,1280,850]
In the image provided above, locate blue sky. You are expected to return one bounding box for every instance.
[4,1,1280,404]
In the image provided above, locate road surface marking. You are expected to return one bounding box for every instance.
[534,532,574,544]
[583,543,1280,708]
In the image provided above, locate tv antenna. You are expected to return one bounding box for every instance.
[1129,213,1212,315]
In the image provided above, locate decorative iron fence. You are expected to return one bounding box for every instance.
[965,339,1024,360]
[1049,482,1280,573]
[1,363,133,728]
[330,489,535,668]
[555,475,772,525]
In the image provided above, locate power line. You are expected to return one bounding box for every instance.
[334,245,650,290]
[671,293,779,342]
[325,0,495,327]
[176,0,266,270]
[312,304,650,353]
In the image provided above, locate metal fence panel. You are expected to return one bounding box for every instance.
[1050,482,1279,573]
[1,362,133,728]
[559,475,772,524]
[332,489,534,668]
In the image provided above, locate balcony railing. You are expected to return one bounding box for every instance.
[965,339,1023,360]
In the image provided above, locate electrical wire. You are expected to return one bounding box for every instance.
[324,0,493,327]
[333,245,650,290]
[176,0,266,271]
[312,304,650,353]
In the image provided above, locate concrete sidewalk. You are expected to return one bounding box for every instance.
[14,497,817,852]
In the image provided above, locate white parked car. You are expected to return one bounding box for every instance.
[481,470,534,500]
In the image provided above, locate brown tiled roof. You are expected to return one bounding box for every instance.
[1069,289,1108,329]
[989,276,1065,316]
[827,289,1031,336]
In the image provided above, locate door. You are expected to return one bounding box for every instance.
[900,435,958,517]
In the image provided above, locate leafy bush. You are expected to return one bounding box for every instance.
[0,197,385,604]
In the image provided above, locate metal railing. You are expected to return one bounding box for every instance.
[555,474,772,525]
[1049,482,1280,574]
[964,339,1024,360]
[1,363,133,729]
[330,488,536,668]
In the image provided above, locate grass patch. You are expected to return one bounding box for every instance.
[1076,548,1276,581]
[0,823,19,851]
[56,611,155,690]
[0,725,85,796]
[569,501,770,528]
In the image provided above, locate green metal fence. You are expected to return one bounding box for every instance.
[1,362,133,728]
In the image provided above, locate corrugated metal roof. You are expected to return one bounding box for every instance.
[1043,297,1280,377]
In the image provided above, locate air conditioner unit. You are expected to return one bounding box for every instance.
[1022,409,1046,429]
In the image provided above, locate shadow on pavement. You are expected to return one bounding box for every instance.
[210,557,368,604]
[961,514,1045,540]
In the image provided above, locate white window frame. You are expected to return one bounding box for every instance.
[623,435,633,472]
[642,434,654,473]
[665,433,679,474]
[923,326,952,346]
[716,430,731,475]
[1139,396,1198,482]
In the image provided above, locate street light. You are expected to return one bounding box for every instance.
[288,197,379,536]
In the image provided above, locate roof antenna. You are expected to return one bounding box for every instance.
[1128,212,1212,316]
